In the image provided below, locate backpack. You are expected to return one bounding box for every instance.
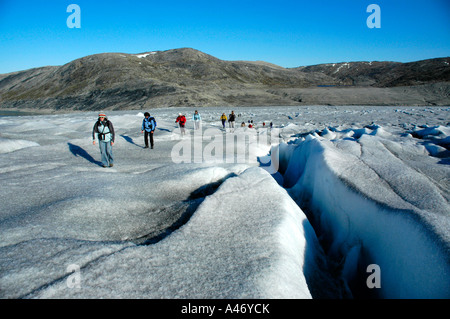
[149,117,157,128]
[97,120,111,140]
[144,117,156,130]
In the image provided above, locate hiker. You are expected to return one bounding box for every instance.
[193,110,201,130]
[141,112,156,149]
[228,110,236,132]
[220,113,227,129]
[92,112,115,167]
[176,113,187,136]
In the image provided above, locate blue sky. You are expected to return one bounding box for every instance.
[0,0,449,74]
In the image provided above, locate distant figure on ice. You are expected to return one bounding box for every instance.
[192,110,201,130]
[176,113,187,136]
[92,112,115,168]
[141,112,157,149]
[228,110,236,132]
[220,113,227,129]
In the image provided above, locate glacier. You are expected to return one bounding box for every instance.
[0,105,448,299]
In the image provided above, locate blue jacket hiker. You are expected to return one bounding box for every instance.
[141,112,157,149]
[193,110,201,130]
[92,113,115,167]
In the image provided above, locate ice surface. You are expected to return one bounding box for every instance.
[273,117,450,298]
[0,105,448,299]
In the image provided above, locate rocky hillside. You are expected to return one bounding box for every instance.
[297,58,450,87]
[0,48,449,111]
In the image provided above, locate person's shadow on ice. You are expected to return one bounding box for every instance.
[68,143,103,166]
[120,134,144,148]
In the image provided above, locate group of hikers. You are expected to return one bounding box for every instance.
[92,111,157,168]
[176,110,249,133]
[92,110,272,168]
[220,111,236,130]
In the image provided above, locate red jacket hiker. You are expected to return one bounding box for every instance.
[176,114,186,127]
[176,113,187,136]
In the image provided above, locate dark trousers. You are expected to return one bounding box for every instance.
[144,131,154,148]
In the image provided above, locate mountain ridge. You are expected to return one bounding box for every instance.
[0,48,449,111]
